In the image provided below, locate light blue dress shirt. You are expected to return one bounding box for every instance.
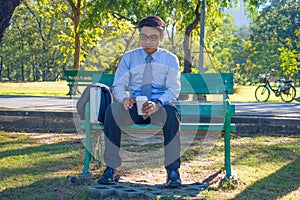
[112,47,181,105]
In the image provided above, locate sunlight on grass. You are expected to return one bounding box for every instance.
[0,131,89,200]
[181,135,299,199]
[0,81,69,97]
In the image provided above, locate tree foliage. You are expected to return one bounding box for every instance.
[2,0,280,84]
[248,0,300,79]
[0,0,69,81]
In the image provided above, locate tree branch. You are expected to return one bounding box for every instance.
[23,1,46,41]
[111,11,137,26]
[51,0,73,20]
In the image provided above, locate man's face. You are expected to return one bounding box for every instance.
[140,26,164,55]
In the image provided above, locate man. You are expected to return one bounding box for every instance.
[98,16,181,188]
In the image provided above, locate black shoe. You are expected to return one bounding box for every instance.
[166,169,182,188]
[97,167,116,185]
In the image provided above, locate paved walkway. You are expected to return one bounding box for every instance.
[0,95,76,112]
[1,95,300,118]
[1,95,300,134]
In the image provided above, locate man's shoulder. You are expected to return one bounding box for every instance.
[124,48,144,56]
[158,48,178,58]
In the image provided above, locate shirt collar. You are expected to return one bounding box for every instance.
[141,48,161,61]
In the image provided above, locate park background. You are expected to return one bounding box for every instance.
[0,0,299,199]
[0,0,299,85]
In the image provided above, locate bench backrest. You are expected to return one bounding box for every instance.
[64,70,100,77]
[64,70,100,83]
[92,73,234,95]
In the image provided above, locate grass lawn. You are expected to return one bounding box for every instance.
[0,81,69,97]
[0,131,299,199]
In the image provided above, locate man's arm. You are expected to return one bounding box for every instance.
[158,56,181,104]
[112,56,130,103]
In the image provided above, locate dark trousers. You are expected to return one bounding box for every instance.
[103,102,181,170]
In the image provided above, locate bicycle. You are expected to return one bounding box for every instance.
[255,73,296,103]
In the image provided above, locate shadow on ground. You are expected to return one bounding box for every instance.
[234,157,299,199]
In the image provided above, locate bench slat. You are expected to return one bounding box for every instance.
[64,70,99,77]
[175,103,235,116]
[180,73,234,94]
[92,73,234,95]
[92,73,115,86]
[80,123,236,132]
[66,79,93,82]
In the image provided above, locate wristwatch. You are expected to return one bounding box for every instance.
[156,100,162,107]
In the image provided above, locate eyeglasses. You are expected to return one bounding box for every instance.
[140,33,160,41]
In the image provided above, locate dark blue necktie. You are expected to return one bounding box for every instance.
[141,54,153,100]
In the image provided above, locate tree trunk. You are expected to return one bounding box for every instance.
[0,0,22,43]
[183,29,192,73]
[21,64,24,81]
[32,62,35,81]
[199,0,206,73]
[73,13,80,70]
[72,1,81,95]
[183,2,201,73]
[66,0,81,71]
[7,62,10,80]
[0,55,2,81]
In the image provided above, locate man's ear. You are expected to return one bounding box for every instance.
[160,32,165,41]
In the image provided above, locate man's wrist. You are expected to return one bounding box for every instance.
[122,97,128,103]
[156,100,162,107]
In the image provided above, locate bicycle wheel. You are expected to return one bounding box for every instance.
[280,85,296,103]
[255,85,270,102]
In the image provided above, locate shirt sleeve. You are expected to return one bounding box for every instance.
[112,55,130,103]
[159,56,181,104]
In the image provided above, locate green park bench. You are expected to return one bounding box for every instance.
[63,70,99,98]
[76,72,236,181]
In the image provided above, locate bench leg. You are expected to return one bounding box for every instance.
[83,118,91,174]
[67,85,74,98]
[70,122,92,183]
[224,115,232,179]
[83,146,92,174]
[224,128,231,178]
[83,102,92,174]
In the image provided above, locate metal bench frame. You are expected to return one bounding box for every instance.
[79,73,236,179]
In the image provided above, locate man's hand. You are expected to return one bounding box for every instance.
[142,101,160,115]
[122,97,136,110]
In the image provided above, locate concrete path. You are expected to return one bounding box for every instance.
[0,95,76,112]
[0,95,300,134]
[1,95,300,117]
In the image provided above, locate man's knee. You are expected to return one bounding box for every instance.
[105,102,123,123]
[163,105,180,121]
[107,102,135,125]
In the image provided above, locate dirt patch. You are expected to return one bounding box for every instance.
[25,132,82,144]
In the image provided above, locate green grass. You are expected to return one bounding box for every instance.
[0,131,299,199]
[0,132,90,200]
[0,81,299,102]
[0,81,69,97]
